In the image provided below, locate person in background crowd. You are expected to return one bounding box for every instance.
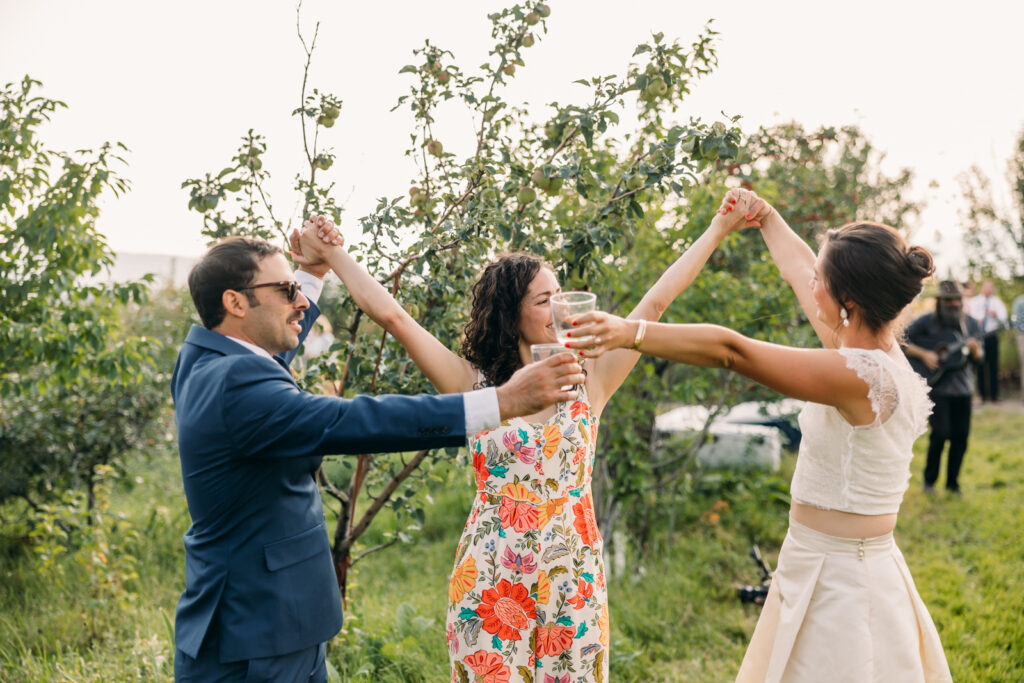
[1011,292,1024,401]
[904,281,983,496]
[961,281,982,398]
[968,280,1008,402]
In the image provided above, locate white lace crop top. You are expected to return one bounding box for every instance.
[789,347,933,515]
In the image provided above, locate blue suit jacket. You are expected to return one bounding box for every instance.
[171,303,467,663]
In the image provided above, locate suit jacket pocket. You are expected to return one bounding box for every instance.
[263,521,330,572]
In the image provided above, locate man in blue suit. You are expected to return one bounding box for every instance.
[172,229,582,681]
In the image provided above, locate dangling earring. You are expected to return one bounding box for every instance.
[840,307,850,328]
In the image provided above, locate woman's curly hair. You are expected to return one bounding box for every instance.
[460,252,551,387]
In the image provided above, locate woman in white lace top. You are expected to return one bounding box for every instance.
[568,189,952,682]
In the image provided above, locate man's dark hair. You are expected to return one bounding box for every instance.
[187,236,283,329]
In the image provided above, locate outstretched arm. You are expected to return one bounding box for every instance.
[292,216,477,394]
[569,313,876,425]
[586,195,763,414]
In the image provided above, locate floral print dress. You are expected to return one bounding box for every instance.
[447,383,609,683]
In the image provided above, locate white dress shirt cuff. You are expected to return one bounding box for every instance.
[463,388,501,436]
[294,269,325,305]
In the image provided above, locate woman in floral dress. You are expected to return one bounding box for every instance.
[299,209,755,682]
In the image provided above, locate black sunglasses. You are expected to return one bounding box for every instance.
[238,280,299,303]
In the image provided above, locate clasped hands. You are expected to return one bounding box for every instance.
[715,187,773,232]
[564,189,775,358]
[289,215,345,277]
[287,214,585,413]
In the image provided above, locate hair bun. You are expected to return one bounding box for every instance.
[905,245,935,278]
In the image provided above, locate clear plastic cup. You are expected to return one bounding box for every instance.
[549,292,596,344]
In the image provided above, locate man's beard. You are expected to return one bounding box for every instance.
[936,303,963,328]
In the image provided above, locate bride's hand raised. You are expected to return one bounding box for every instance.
[715,188,772,231]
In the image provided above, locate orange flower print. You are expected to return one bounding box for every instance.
[572,493,601,549]
[572,445,587,465]
[535,624,575,657]
[538,424,562,459]
[476,579,537,641]
[449,554,478,604]
[537,496,568,529]
[535,569,551,605]
[598,603,610,650]
[566,578,594,609]
[462,650,511,683]
[472,450,489,490]
[498,483,541,533]
[570,400,589,421]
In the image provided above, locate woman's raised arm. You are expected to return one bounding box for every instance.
[294,217,477,394]
[725,189,837,348]
[586,196,763,414]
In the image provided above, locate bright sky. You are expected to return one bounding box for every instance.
[3,0,1022,277]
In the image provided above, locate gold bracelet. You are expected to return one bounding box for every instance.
[633,319,647,350]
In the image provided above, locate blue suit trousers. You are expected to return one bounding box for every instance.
[174,619,327,683]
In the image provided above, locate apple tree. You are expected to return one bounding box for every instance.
[183,2,750,599]
[0,77,163,514]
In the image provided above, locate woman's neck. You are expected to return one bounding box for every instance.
[839,323,896,353]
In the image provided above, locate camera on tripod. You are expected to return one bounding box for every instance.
[737,544,773,606]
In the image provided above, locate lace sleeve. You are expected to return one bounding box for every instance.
[838,348,899,424]
[904,364,934,438]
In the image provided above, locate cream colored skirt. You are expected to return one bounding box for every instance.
[736,518,951,683]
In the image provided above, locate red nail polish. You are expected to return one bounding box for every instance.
[566,332,572,337]
[730,198,737,204]
[572,321,577,326]
[564,343,571,348]
[745,214,752,220]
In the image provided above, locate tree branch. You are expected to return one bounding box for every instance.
[342,448,431,552]
[351,537,400,567]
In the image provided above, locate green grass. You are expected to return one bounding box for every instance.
[0,444,188,681]
[1,404,1021,681]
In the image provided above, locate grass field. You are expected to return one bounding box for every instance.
[1,402,1021,681]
